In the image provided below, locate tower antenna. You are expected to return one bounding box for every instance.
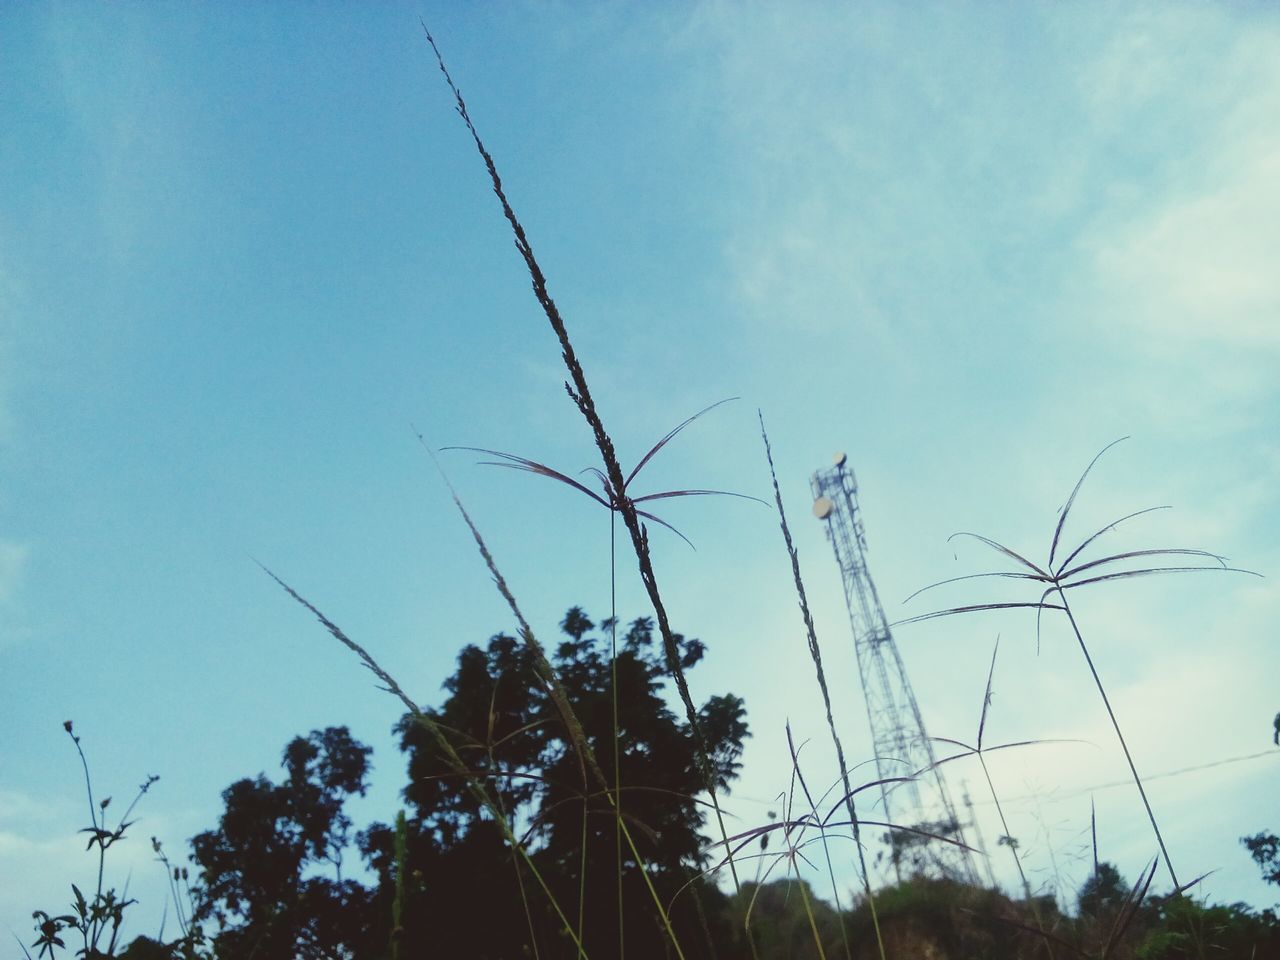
[812,452,978,884]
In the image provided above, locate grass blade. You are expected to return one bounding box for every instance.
[1061,565,1261,592]
[1058,548,1228,581]
[948,532,1049,577]
[443,446,613,508]
[1054,505,1171,575]
[625,397,740,489]
[1048,437,1128,570]
[903,571,1048,605]
[893,601,1065,627]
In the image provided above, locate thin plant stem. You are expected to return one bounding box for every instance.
[67,729,99,834]
[977,754,1055,959]
[1058,592,1180,892]
[795,871,829,960]
[611,513,625,959]
[578,802,589,959]
[491,753,543,960]
[391,811,407,960]
[969,640,1056,960]
[817,836,851,960]
[66,727,106,949]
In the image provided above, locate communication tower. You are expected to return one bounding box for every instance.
[812,453,978,884]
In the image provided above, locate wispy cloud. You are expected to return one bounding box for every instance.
[1091,144,1280,348]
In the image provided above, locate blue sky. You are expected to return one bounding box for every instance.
[3,1,1278,941]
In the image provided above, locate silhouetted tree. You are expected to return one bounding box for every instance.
[729,879,845,960]
[1244,831,1280,889]
[362,608,748,959]
[1078,861,1131,918]
[191,727,375,960]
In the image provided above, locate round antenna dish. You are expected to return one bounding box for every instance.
[813,496,835,520]
[833,452,848,468]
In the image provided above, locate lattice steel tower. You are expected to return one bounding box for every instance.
[812,453,977,884]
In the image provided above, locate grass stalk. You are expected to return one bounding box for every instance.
[578,800,589,958]
[1058,593,1179,892]
[390,811,407,960]
[760,414,886,960]
[610,514,625,959]
[795,874,830,960]
[420,22,740,891]
[489,746,544,960]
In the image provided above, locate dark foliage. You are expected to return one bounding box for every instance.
[190,727,375,960]
[1079,862,1132,920]
[1244,831,1280,889]
[1134,892,1280,959]
[360,607,748,959]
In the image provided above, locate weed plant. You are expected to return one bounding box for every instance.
[899,439,1258,893]
[24,722,206,960]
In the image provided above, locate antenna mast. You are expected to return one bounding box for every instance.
[812,452,977,884]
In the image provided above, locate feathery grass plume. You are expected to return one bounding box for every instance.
[415,435,692,959]
[759,413,884,960]
[897,439,1260,893]
[420,22,745,892]
[257,564,588,957]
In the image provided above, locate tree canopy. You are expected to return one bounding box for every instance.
[186,607,748,959]
[363,607,749,959]
[190,726,376,959]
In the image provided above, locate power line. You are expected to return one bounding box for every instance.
[728,747,1278,811]
[946,748,1277,807]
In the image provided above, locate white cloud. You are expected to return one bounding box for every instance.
[1077,11,1280,350]
[0,792,189,948]
[1091,144,1280,348]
